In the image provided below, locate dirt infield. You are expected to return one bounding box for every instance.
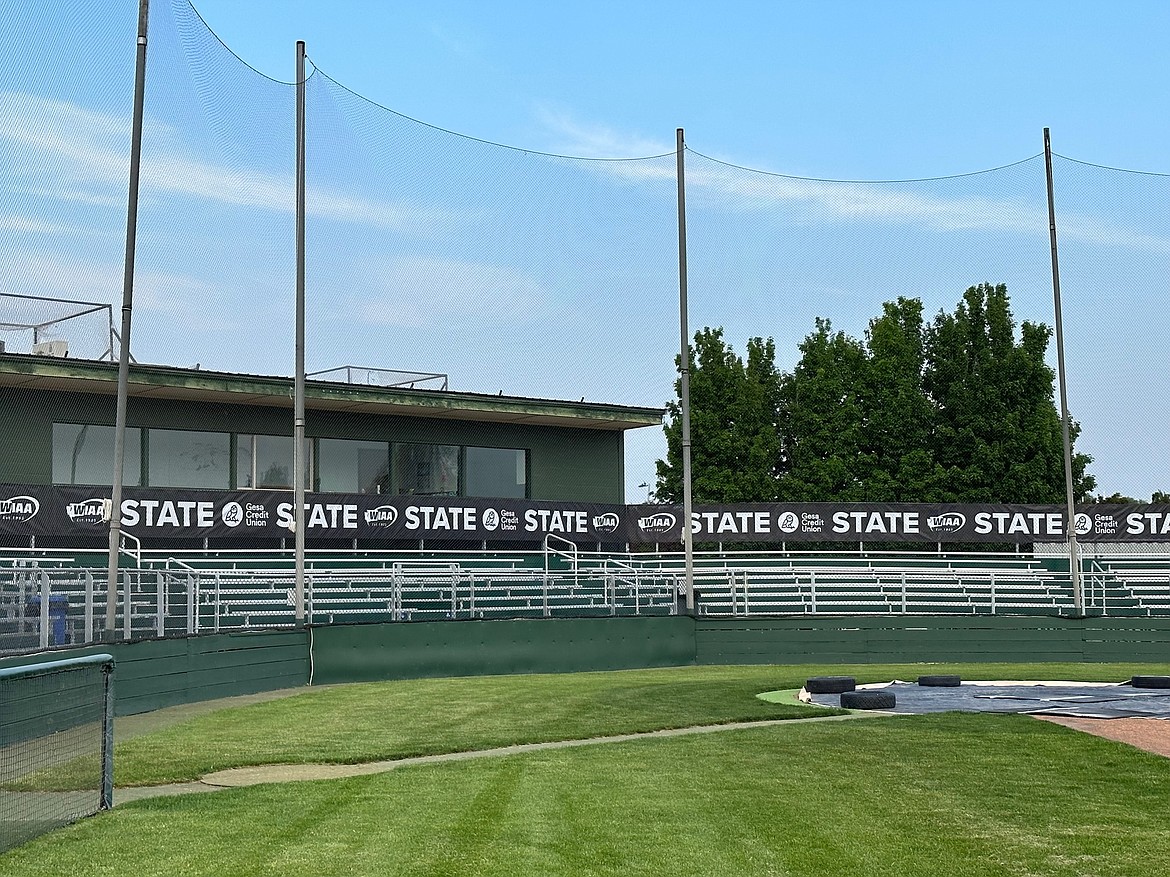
[1038,716,1170,758]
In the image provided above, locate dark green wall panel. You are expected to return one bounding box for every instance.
[695,616,1170,665]
[0,631,309,715]
[3,615,1169,719]
[309,616,695,684]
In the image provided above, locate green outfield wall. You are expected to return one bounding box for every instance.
[3,615,1168,715]
[0,630,307,715]
[308,615,695,684]
[694,616,1170,665]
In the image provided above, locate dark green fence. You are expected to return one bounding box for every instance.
[694,616,1170,665]
[2,614,1168,715]
[308,616,694,684]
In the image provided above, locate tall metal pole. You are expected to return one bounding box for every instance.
[294,41,307,625]
[106,0,150,639]
[1043,128,1083,614]
[675,129,695,612]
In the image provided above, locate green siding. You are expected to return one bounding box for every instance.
[0,388,632,502]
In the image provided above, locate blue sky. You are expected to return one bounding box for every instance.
[3,1,1169,501]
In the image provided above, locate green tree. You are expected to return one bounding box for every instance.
[858,297,946,501]
[655,328,783,503]
[923,283,1094,502]
[1089,492,1139,503]
[656,283,1096,504]
[775,319,868,501]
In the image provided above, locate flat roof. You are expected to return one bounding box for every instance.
[0,355,663,431]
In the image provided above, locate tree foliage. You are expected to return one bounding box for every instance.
[656,283,1097,504]
[656,328,782,503]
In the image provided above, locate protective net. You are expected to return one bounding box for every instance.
[0,294,117,360]
[2,0,1168,500]
[0,655,114,852]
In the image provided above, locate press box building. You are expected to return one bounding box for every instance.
[0,352,662,548]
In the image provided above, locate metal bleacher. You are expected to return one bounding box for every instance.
[3,543,1169,655]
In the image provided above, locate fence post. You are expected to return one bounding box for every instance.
[122,571,131,640]
[188,573,196,634]
[84,570,94,644]
[38,570,50,649]
[155,571,164,637]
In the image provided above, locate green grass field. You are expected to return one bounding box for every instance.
[4,662,1170,875]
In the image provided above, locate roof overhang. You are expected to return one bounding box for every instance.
[0,356,663,431]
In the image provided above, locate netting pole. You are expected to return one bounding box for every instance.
[106,0,150,641]
[676,128,695,613]
[294,40,307,626]
[1043,128,1083,614]
[100,660,115,809]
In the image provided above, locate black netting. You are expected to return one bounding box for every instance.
[0,660,111,852]
[2,0,1167,500]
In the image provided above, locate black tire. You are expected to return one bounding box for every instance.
[918,674,962,687]
[841,690,896,710]
[805,676,856,694]
[1131,675,1170,689]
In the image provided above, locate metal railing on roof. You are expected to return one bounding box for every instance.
[306,366,448,390]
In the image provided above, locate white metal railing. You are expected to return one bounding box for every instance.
[4,548,1170,655]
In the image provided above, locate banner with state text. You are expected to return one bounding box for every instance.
[1,485,1169,544]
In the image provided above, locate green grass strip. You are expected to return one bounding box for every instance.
[104,660,1170,786]
[4,711,1170,876]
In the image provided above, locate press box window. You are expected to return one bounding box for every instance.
[52,423,142,487]
[146,428,231,489]
[464,447,527,498]
[317,438,389,494]
[236,435,312,490]
[392,443,459,496]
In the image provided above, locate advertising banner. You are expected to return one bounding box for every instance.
[0,485,624,543]
[627,503,1170,543]
[2,485,1169,545]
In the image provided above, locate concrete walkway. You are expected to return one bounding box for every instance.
[114,712,871,805]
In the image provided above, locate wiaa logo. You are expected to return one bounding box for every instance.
[0,495,40,523]
[364,505,399,527]
[66,498,108,525]
[592,512,620,533]
[926,512,966,533]
[638,512,676,534]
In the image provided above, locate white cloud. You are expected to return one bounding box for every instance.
[536,105,673,159]
[538,108,1170,254]
[0,215,96,235]
[354,256,548,328]
[0,92,463,232]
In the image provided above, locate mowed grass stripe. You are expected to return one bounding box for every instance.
[111,661,1170,786]
[5,713,1170,876]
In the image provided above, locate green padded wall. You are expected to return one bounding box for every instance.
[0,630,308,715]
[309,616,696,684]
[3,615,1169,717]
[695,616,1170,665]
